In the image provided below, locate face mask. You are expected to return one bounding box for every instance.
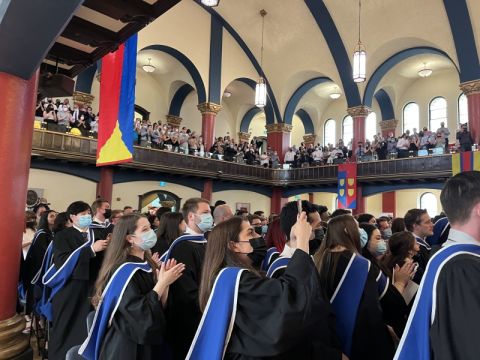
[247,237,267,268]
[196,213,213,232]
[134,229,157,250]
[104,209,112,219]
[381,228,392,239]
[261,224,268,234]
[359,228,368,248]
[374,240,387,256]
[254,226,263,235]
[78,214,92,229]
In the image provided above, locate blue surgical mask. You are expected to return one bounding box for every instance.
[78,214,92,229]
[359,228,368,248]
[135,229,157,250]
[381,228,392,239]
[375,240,387,256]
[261,225,268,234]
[197,213,214,232]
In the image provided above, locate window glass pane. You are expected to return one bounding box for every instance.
[365,112,377,140]
[324,119,336,146]
[342,116,353,146]
[458,93,468,125]
[420,192,438,217]
[429,97,447,131]
[403,102,419,134]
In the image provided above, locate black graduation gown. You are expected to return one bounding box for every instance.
[100,256,167,360]
[320,251,395,360]
[413,243,430,274]
[49,227,96,360]
[22,230,53,314]
[90,222,114,290]
[166,240,206,360]
[226,250,342,360]
[430,253,480,360]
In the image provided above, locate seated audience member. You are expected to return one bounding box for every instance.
[314,215,395,359]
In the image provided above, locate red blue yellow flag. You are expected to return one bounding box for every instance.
[452,151,480,175]
[337,163,357,209]
[96,34,137,166]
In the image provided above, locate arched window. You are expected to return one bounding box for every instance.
[403,102,419,134]
[324,119,336,146]
[365,112,377,141]
[342,116,353,146]
[419,192,438,217]
[458,93,468,126]
[429,97,447,131]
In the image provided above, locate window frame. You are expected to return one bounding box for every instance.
[342,115,353,146]
[428,96,447,131]
[402,102,419,134]
[419,192,438,218]
[323,118,336,146]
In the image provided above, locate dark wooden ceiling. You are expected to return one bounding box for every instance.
[42,0,181,78]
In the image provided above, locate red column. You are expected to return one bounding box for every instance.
[201,179,213,202]
[348,106,370,160]
[266,123,292,162]
[308,192,314,203]
[0,72,38,323]
[460,81,480,144]
[352,186,365,216]
[198,102,221,152]
[271,187,288,215]
[379,119,399,138]
[382,191,396,217]
[96,167,113,203]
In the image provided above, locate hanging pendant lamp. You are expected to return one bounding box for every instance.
[353,0,366,83]
[255,9,268,108]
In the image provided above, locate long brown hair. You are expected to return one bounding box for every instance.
[313,214,360,284]
[157,212,184,245]
[380,231,416,277]
[198,216,255,311]
[92,214,157,307]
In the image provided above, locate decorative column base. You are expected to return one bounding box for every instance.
[165,115,182,129]
[460,80,480,144]
[0,314,29,359]
[379,119,399,138]
[198,102,222,151]
[303,133,316,147]
[238,131,251,144]
[72,90,94,108]
[266,123,292,162]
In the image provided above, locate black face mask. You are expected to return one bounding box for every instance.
[104,209,112,219]
[248,237,267,269]
[254,226,263,236]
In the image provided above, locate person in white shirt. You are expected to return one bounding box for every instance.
[284,148,296,167]
[312,147,323,165]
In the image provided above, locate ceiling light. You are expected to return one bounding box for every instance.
[418,62,432,78]
[353,0,366,83]
[223,91,232,98]
[255,10,268,108]
[201,0,220,7]
[142,58,155,73]
[330,92,341,99]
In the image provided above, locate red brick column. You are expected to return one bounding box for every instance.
[198,102,222,151]
[266,123,292,162]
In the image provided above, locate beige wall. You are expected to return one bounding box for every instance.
[28,169,97,211]
[212,190,271,215]
[395,189,442,218]
[365,194,383,217]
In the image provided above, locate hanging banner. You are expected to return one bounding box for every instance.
[337,163,357,209]
[452,151,480,175]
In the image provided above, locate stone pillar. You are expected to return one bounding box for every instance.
[197,102,222,151]
[201,179,213,203]
[460,79,480,143]
[379,119,399,138]
[165,114,182,129]
[347,105,371,158]
[266,123,292,162]
[238,131,251,144]
[352,186,365,216]
[303,133,316,147]
[271,187,288,215]
[96,167,113,203]
[0,70,39,358]
[382,191,396,217]
[72,90,95,108]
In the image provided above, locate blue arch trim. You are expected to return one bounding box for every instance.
[208,15,223,103]
[364,47,459,108]
[194,1,282,122]
[295,109,315,134]
[443,0,480,82]
[168,83,195,117]
[304,0,361,108]
[284,77,331,125]
[141,45,207,104]
[374,89,395,121]
[240,107,262,133]
[75,63,98,94]
[237,77,274,125]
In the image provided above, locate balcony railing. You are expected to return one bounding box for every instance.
[31,130,453,186]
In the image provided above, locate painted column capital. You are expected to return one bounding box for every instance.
[265,123,293,133]
[197,102,222,115]
[303,133,316,145]
[72,90,95,107]
[379,119,399,131]
[165,114,182,127]
[460,79,480,96]
[347,105,371,117]
[238,131,251,143]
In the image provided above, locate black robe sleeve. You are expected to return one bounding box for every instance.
[100,271,166,360]
[226,250,342,360]
[430,254,480,360]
